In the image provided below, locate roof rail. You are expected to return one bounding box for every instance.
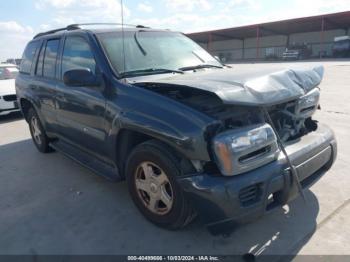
[33,25,79,39]
[68,23,148,28]
[33,23,149,39]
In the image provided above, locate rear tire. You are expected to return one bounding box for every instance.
[126,140,196,230]
[27,108,52,153]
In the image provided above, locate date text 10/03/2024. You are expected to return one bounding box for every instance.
[127,256,220,261]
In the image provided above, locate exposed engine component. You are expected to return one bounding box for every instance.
[268,88,320,142]
[135,83,263,127]
[136,83,225,115]
[135,83,320,143]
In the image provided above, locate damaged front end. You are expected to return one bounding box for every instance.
[130,65,336,234]
[207,88,321,176]
[210,86,321,176]
[132,66,322,176]
[267,87,320,142]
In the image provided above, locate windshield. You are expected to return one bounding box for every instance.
[0,66,19,80]
[97,31,222,77]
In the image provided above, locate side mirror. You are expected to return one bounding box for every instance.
[63,69,100,87]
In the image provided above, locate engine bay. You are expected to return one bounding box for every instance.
[135,83,320,143]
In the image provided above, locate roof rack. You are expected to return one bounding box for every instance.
[33,26,77,39]
[33,23,149,39]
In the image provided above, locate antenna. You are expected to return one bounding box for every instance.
[121,0,126,76]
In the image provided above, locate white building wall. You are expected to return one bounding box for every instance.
[289,29,345,44]
[244,35,287,48]
[208,35,288,60]
[201,28,349,60]
[209,39,243,60]
[289,29,347,56]
[211,39,243,50]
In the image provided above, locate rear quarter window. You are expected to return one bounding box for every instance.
[20,41,40,74]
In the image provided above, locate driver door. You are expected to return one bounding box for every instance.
[55,35,108,157]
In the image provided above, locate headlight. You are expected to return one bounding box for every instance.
[299,88,320,106]
[212,123,279,176]
[296,88,320,118]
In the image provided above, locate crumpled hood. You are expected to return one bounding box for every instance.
[130,65,324,106]
[0,79,16,96]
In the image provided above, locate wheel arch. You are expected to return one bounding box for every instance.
[115,128,196,179]
[115,129,152,178]
[19,97,49,135]
[20,98,35,122]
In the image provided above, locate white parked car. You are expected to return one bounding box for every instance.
[0,64,20,116]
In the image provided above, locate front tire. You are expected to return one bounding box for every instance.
[126,140,196,229]
[28,108,51,153]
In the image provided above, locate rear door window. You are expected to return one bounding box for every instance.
[43,39,60,78]
[35,42,45,76]
[20,41,40,74]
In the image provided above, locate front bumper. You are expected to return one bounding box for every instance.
[178,123,337,234]
[0,97,20,116]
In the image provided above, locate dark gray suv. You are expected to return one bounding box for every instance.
[16,24,336,234]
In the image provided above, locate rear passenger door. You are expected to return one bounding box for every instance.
[55,35,107,157]
[32,38,61,132]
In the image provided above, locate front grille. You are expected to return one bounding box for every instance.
[239,184,262,207]
[3,95,17,102]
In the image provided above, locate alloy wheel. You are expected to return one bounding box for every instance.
[31,116,42,145]
[134,161,174,215]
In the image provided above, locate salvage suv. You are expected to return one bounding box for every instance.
[16,24,337,234]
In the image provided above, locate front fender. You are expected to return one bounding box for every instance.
[105,83,219,162]
[119,110,203,158]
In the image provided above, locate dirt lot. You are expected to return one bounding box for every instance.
[0,60,349,258]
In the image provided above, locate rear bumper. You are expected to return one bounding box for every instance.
[178,123,336,234]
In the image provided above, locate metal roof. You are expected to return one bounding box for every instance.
[187,11,350,43]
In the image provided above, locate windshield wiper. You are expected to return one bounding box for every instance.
[134,31,147,56]
[120,68,184,78]
[178,64,223,71]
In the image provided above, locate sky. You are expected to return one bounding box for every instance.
[0,0,349,61]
